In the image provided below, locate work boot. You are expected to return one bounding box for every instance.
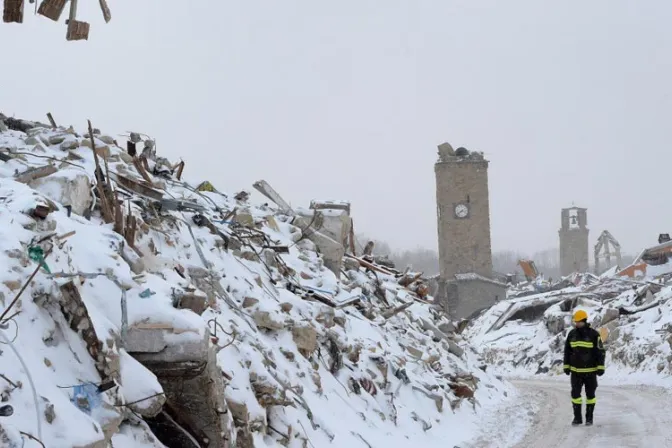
[572,404,582,426]
[585,404,594,426]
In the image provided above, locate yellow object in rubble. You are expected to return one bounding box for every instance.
[196,181,216,192]
[572,309,588,322]
[598,327,609,343]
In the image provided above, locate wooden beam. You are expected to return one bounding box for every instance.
[15,165,57,184]
[65,0,88,41]
[98,0,111,22]
[46,112,58,128]
[133,156,154,186]
[3,0,24,23]
[115,173,163,201]
[66,20,89,41]
[88,120,114,223]
[345,254,395,276]
[38,0,66,22]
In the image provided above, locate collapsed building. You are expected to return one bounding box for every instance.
[463,250,672,381]
[0,113,510,447]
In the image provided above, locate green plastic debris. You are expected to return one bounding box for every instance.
[28,246,51,273]
[139,288,156,299]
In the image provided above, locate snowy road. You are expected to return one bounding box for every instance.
[467,379,672,448]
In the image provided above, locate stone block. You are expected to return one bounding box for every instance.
[126,326,208,366]
[177,293,208,315]
[600,308,620,326]
[252,311,284,331]
[292,325,317,354]
[29,173,92,216]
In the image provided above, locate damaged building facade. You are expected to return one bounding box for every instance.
[434,143,506,319]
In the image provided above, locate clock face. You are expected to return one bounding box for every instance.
[454,204,469,218]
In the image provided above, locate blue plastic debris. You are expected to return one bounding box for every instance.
[71,383,101,415]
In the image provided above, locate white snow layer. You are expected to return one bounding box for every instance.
[0,120,511,447]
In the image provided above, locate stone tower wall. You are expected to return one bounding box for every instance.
[558,208,589,276]
[435,159,493,280]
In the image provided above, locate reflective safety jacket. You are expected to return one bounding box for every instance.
[563,325,606,374]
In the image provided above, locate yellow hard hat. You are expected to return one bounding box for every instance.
[573,310,588,322]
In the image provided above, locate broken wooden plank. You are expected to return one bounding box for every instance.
[88,120,114,223]
[114,173,164,201]
[345,254,395,276]
[98,0,110,22]
[38,0,66,21]
[66,20,89,41]
[3,0,24,23]
[175,160,185,180]
[15,164,57,183]
[124,212,137,248]
[263,245,289,254]
[65,0,88,41]
[133,156,154,186]
[399,272,423,287]
[113,191,124,235]
[303,290,336,308]
[56,230,76,240]
[46,111,58,128]
[382,301,414,319]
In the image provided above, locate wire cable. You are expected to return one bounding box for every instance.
[0,328,42,441]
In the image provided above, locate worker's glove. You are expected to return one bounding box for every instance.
[597,370,604,377]
[564,368,570,376]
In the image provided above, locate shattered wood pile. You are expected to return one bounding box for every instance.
[3,0,111,40]
[0,112,509,448]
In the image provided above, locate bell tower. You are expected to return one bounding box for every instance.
[559,207,589,276]
[435,144,493,280]
[435,143,504,319]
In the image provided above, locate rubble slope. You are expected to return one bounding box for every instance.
[465,272,672,385]
[0,115,511,447]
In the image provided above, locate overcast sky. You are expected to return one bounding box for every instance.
[1,1,670,256]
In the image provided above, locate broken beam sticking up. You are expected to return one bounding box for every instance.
[37,0,66,21]
[65,0,89,41]
[3,0,24,23]
[98,0,111,22]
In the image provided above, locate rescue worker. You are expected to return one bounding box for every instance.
[563,309,605,426]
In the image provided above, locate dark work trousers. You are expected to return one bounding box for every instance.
[570,372,598,405]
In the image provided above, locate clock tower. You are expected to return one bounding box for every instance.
[435,143,503,319]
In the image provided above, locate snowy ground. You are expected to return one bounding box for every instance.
[457,274,672,447]
[467,379,672,448]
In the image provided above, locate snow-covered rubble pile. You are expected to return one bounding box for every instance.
[465,271,672,382]
[0,114,510,447]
